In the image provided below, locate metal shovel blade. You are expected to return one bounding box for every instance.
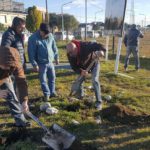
[26,111,75,150]
[70,76,84,96]
[42,124,76,150]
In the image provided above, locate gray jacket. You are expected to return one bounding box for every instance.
[124,27,143,47]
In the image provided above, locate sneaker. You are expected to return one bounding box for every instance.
[15,121,32,128]
[50,93,58,98]
[44,95,50,102]
[135,68,139,72]
[124,67,128,72]
[95,102,102,111]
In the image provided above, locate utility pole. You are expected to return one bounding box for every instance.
[85,0,87,41]
[45,0,49,23]
[112,36,115,54]
[130,0,135,24]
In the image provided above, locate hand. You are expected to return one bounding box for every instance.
[81,69,88,77]
[95,51,104,57]
[0,90,8,99]
[33,66,39,72]
[55,59,59,65]
[22,101,29,113]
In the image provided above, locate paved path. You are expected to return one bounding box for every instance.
[26,63,71,71]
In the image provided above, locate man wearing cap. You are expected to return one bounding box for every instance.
[28,23,59,101]
[124,24,144,71]
[66,40,106,110]
[0,46,30,127]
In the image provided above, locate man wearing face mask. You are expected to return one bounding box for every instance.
[0,46,31,127]
[28,23,59,101]
[1,17,26,67]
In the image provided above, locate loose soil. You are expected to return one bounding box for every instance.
[101,103,150,125]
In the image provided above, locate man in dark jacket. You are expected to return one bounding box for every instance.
[124,24,144,71]
[1,17,26,66]
[66,40,106,110]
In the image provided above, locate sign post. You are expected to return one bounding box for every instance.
[105,36,109,61]
[104,0,127,74]
[114,37,122,74]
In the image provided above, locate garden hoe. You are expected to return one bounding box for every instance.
[26,111,76,150]
[70,58,99,97]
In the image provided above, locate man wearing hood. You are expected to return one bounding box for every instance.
[124,24,144,71]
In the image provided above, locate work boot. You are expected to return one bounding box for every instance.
[50,93,58,98]
[95,102,102,111]
[44,95,50,102]
[124,66,128,72]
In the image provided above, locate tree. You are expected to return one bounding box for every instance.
[49,13,59,32]
[26,6,42,32]
[147,25,150,28]
[0,23,6,31]
[63,14,79,32]
[49,13,79,32]
[93,23,100,31]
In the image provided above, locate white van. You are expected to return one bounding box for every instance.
[54,31,74,41]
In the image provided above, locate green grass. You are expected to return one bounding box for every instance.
[0,36,150,150]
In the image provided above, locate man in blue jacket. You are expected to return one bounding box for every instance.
[124,24,144,71]
[28,23,59,101]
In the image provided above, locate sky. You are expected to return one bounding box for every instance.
[18,0,150,25]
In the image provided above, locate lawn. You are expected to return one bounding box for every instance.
[0,32,150,150]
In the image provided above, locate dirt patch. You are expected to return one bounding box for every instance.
[101,103,150,125]
[64,102,81,112]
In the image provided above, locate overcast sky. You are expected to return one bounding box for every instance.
[19,0,150,25]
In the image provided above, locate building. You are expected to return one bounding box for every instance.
[0,0,24,12]
[0,0,26,27]
[0,10,27,27]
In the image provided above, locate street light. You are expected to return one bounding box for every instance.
[85,0,87,41]
[61,1,73,40]
[139,13,146,27]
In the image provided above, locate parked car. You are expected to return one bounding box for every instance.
[87,31,100,38]
[0,32,4,45]
[54,31,74,41]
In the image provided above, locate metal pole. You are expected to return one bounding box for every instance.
[85,0,87,41]
[45,0,49,23]
[61,6,64,40]
[112,36,115,54]
[61,1,73,40]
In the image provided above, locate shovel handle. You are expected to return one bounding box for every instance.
[26,111,50,133]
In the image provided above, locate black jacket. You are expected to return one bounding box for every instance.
[1,27,25,65]
[124,27,143,47]
[67,41,106,74]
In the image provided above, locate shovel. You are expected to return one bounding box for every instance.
[70,58,98,96]
[26,111,75,150]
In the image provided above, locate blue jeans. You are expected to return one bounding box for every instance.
[78,62,102,103]
[0,79,27,125]
[38,63,56,97]
[124,46,140,69]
